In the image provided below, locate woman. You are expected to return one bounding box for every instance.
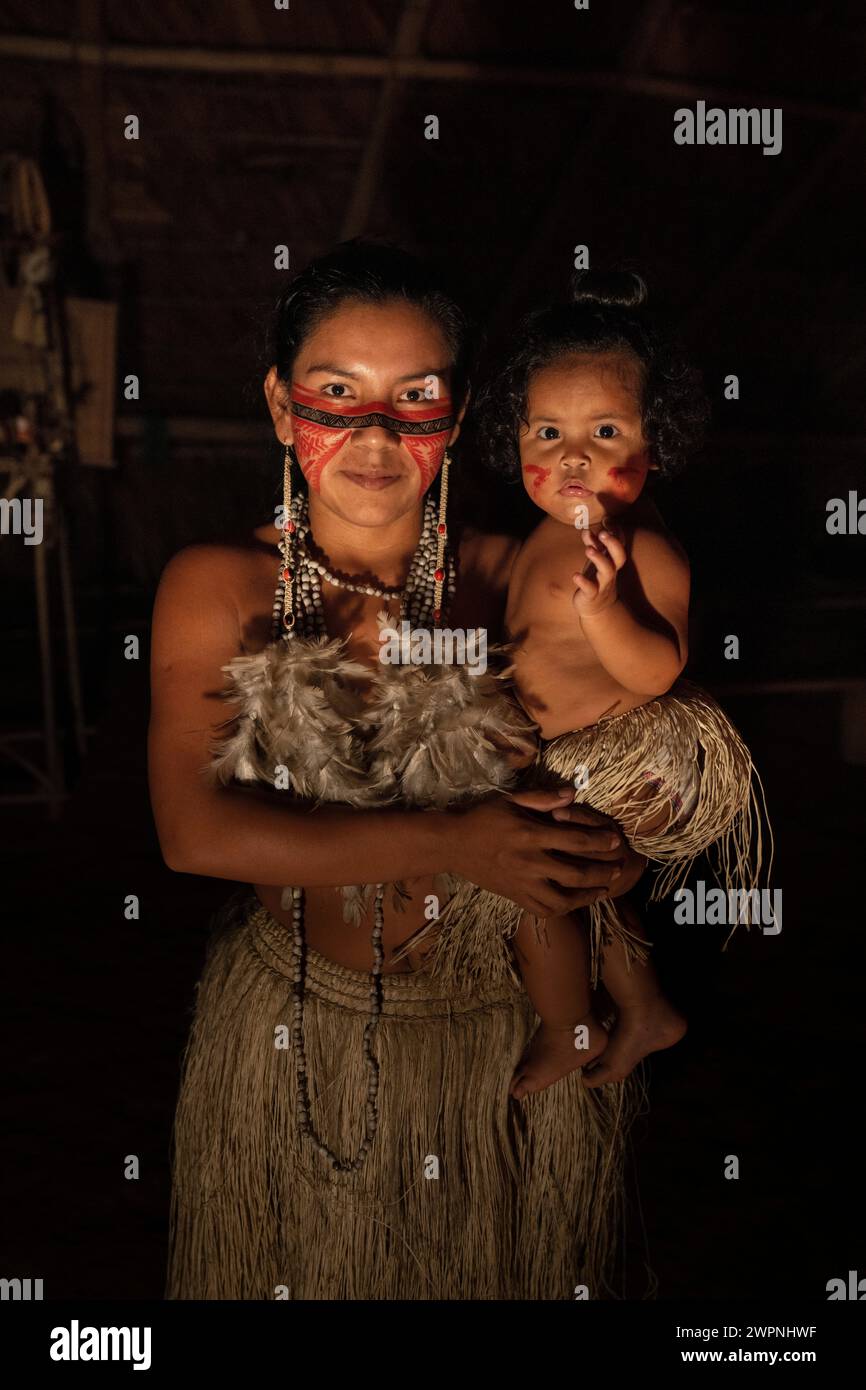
[149,240,647,1300]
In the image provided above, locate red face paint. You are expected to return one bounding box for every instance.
[606,460,649,503]
[290,382,454,495]
[524,464,551,493]
[291,409,349,493]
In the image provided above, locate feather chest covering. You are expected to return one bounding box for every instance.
[206,635,386,807]
[205,625,536,920]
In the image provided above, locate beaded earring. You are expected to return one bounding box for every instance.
[432,449,451,625]
[280,440,297,632]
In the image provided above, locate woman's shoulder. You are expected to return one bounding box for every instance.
[450,527,521,633]
[458,526,522,592]
[158,524,277,588]
[155,540,249,606]
[153,528,279,639]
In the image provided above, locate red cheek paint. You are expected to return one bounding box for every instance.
[401,433,449,496]
[292,414,351,492]
[525,464,551,493]
[606,462,648,503]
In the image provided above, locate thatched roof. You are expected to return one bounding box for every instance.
[2,1,863,432]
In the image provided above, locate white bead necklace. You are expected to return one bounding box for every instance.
[271,489,456,1173]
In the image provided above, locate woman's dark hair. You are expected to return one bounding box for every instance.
[475,269,709,481]
[269,237,473,407]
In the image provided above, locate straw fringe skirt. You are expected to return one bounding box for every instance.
[166,889,644,1301]
[409,680,773,990]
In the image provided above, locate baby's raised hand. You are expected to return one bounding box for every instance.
[572,521,627,616]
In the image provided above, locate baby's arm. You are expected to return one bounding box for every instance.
[575,522,689,698]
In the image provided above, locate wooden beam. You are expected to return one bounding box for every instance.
[341,0,432,239]
[74,0,120,265]
[219,133,365,151]
[0,33,862,124]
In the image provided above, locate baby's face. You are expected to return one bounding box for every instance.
[518,350,653,529]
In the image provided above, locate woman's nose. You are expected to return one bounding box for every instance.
[352,422,399,446]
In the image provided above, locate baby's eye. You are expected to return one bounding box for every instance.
[321,383,350,398]
[538,426,560,441]
[595,423,619,439]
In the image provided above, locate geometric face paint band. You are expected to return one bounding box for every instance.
[290,381,454,495]
[291,398,455,437]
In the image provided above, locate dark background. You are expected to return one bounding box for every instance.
[0,0,864,1299]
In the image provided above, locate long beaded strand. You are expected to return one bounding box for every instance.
[432,450,449,622]
[290,884,385,1173]
[275,445,455,1173]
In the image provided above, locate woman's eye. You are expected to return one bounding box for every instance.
[400,387,425,403]
[322,383,349,398]
[596,423,619,439]
[538,426,560,441]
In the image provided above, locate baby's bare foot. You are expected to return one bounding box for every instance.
[582,995,686,1089]
[510,1013,609,1100]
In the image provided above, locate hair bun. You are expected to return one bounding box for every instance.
[569,269,648,310]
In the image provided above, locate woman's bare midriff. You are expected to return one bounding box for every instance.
[253,879,440,974]
[235,520,499,976]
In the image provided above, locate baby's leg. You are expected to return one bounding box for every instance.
[510,910,609,1100]
[582,896,687,1089]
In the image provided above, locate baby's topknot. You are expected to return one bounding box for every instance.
[570,269,648,311]
[474,267,710,483]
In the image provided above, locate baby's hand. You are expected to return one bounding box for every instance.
[572,522,627,617]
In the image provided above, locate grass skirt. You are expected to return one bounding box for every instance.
[166,889,645,1300]
[404,680,772,988]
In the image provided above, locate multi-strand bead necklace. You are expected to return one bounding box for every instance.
[271,471,455,1173]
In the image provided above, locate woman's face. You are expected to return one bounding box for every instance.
[265,298,463,529]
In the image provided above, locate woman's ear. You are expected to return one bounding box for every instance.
[264,366,293,445]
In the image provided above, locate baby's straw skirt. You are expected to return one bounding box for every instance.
[166,889,642,1301]
[414,679,772,990]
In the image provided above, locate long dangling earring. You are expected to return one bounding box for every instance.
[432,448,451,624]
[281,440,297,632]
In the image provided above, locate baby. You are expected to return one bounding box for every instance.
[475,271,761,1099]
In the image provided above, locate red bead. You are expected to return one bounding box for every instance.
[282,567,292,581]
[437,523,446,535]
[285,521,296,534]
[433,609,441,621]
[434,568,444,582]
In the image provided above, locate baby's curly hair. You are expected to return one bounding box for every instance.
[475,270,710,482]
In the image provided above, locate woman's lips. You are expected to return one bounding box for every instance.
[558,480,594,497]
[341,471,402,490]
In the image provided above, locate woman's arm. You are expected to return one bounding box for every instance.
[148,545,453,888]
[148,545,640,917]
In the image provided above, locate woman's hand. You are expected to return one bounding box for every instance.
[547,794,647,895]
[445,789,644,917]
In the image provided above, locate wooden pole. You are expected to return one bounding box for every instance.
[0,33,861,125]
[341,0,432,239]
